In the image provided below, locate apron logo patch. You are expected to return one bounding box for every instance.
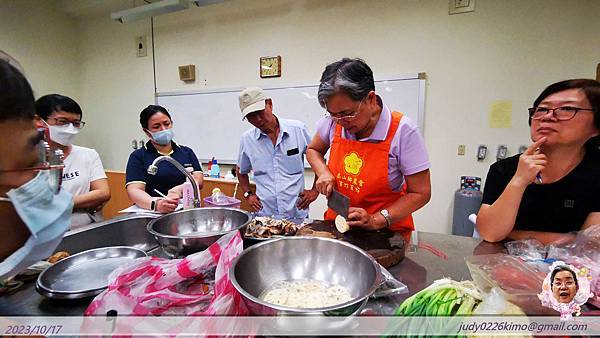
[563,199,575,208]
[343,152,363,175]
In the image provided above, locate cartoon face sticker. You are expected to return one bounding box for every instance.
[343,152,363,175]
[538,261,594,320]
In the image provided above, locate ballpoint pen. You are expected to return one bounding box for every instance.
[154,189,168,199]
[534,146,543,184]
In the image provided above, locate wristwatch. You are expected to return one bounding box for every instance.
[243,191,253,198]
[151,198,162,211]
[379,209,392,228]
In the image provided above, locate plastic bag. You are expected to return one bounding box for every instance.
[465,254,554,315]
[469,288,530,338]
[546,224,600,308]
[85,231,248,316]
[505,238,546,261]
[473,287,525,315]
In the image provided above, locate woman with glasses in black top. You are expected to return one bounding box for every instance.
[477,79,600,244]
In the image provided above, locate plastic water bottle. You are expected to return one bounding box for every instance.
[210,159,220,178]
[182,168,195,209]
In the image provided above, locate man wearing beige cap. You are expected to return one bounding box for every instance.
[236,87,318,221]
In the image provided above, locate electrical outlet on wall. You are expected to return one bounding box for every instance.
[477,145,487,161]
[449,0,475,14]
[136,36,147,57]
[496,145,508,161]
[457,145,466,156]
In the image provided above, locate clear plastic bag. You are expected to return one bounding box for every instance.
[546,224,600,308]
[505,238,546,261]
[473,287,525,316]
[465,254,554,315]
[85,231,248,316]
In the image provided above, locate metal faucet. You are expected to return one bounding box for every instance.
[147,156,201,208]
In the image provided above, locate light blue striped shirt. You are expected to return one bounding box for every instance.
[237,117,311,220]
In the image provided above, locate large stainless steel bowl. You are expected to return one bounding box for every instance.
[36,246,147,299]
[147,207,252,258]
[230,236,404,316]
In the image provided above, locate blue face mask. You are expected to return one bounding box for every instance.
[150,129,174,145]
[0,171,73,279]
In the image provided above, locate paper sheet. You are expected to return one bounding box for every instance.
[488,100,512,128]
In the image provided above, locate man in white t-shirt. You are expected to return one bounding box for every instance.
[35,94,111,229]
[62,145,108,227]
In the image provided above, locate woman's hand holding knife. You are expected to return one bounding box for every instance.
[315,171,336,198]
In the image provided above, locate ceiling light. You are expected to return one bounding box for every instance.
[110,0,190,23]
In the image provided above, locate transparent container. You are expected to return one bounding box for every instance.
[203,195,241,208]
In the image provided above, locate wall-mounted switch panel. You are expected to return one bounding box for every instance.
[477,145,487,161]
[136,36,147,57]
[497,145,508,161]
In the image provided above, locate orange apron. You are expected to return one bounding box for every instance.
[324,112,414,242]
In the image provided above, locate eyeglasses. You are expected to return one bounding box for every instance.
[324,97,366,122]
[0,129,65,202]
[528,106,594,121]
[553,280,576,288]
[47,116,86,129]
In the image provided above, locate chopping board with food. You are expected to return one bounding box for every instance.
[296,220,405,268]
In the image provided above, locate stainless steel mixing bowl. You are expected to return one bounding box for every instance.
[147,207,252,257]
[229,236,403,316]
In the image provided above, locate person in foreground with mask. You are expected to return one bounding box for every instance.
[35,94,110,229]
[125,105,203,213]
[0,56,73,279]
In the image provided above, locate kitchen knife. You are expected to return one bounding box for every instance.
[327,189,350,219]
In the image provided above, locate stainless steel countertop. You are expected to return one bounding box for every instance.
[362,232,504,314]
[0,215,504,316]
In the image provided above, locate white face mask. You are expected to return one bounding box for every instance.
[0,171,73,279]
[48,124,80,146]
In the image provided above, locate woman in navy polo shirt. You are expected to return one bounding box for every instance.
[126,105,203,213]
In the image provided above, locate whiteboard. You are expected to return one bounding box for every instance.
[156,74,426,163]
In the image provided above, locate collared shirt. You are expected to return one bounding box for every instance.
[316,96,430,191]
[126,141,202,197]
[237,117,311,220]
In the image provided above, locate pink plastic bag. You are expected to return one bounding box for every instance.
[85,231,248,316]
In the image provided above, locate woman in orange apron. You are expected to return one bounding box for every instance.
[307,58,431,243]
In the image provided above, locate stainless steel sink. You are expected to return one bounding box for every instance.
[55,214,160,254]
[0,213,160,316]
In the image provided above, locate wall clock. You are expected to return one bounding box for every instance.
[260,55,282,78]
